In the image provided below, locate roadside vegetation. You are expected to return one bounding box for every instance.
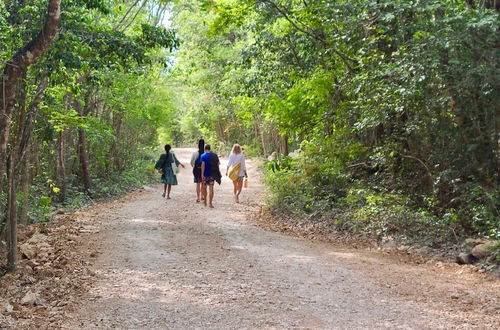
[1,0,178,271]
[167,0,499,262]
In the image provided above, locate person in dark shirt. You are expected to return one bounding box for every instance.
[155,144,185,199]
[191,139,205,203]
[200,144,221,208]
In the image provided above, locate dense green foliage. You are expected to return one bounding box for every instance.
[168,0,499,243]
[1,0,498,270]
[0,0,177,236]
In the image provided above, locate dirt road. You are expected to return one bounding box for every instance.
[61,148,499,329]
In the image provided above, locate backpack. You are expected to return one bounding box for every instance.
[194,154,202,169]
[193,152,202,177]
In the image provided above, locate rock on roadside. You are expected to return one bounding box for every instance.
[456,253,477,265]
[20,290,39,306]
[465,238,490,249]
[3,302,14,313]
[471,241,499,259]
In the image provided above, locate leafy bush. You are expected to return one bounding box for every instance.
[264,152,351,217]
[264,152,476,248]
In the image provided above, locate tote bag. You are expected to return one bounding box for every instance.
[172,162,180,175]
[228,163,241,181]
[171,151,180,175]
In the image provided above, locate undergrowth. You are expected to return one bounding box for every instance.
[1,155,158,233]
[264,155,498,250]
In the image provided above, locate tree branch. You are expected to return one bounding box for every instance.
[114,0,142,31]
[256,0,357,72]
[121,0,148,31]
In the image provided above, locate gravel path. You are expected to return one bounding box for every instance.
[62,148,500,329]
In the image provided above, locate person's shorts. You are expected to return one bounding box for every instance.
[237,176,245,180]
[203,176,215,186]
[194,176,202,183]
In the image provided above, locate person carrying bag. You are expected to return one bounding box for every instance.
[226,144,247,203]
[155,144,185,199]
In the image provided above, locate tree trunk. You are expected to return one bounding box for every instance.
[56,130,67,202]
[18,147,30,226]
[78,126,91,192]
[74,96,91,193]
[6,153,17,271]
[0,0,61,191]
[259,125,268,157]
[281,134,289,156]
[5,70,49,270]
[5,76,28,272]
[17,73,49,225]
[110,111,123,172]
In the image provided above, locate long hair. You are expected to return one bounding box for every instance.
[198,139,205,155]
[164,144,171,154]
[231,144,241,155]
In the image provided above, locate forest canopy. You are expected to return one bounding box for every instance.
[1,0,499,271]
[166,0,499,245]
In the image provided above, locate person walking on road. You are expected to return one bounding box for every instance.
[200,144,221,208]
[191,139,205,203]
[155,144,185,199]
[226,144,247,203]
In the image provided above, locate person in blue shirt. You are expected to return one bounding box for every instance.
[200,144,221,208]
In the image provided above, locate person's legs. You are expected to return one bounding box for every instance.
[236,179,243,202]
[201,183,207,206]
[196,182,201,202]
[167,184,172,199]
[162,184,167,197]
[208,184,215,208]
[232,180,238,202]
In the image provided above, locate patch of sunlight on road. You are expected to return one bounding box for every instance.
[97,268,227,308]
[283,254,317,263]
[130,218,170,225]
[327,251,358,259]
[230,245,247,250]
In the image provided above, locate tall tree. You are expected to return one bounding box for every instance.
[1,0,61,271]
[0,0,61,190]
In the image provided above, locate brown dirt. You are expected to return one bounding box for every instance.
[1,148,499,329]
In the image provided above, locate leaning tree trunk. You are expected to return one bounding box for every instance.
[0,0,61,192]
[0,0,61,272]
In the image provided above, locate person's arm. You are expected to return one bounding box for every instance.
[242,155,247,177]
[155,154,165,170]
[190,152,197,167]
[226,155,233,175]
[201,161,206,180]
[174,154,185,168]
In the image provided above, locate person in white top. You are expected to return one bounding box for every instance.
[226,144,247,203]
